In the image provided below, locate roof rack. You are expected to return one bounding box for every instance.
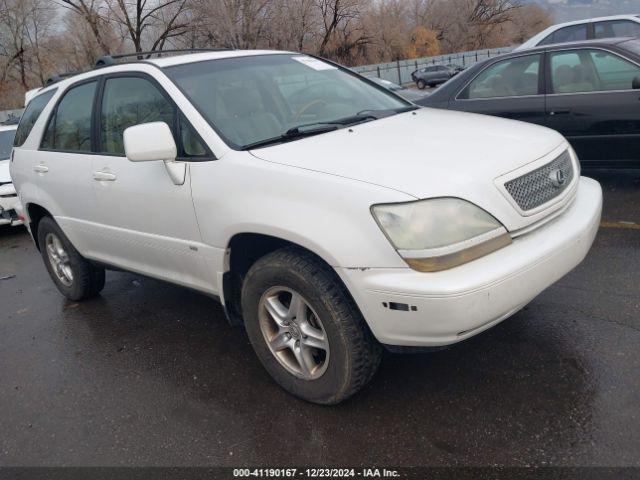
[43,48,230,89]
[95,48,229,68]
[45,72,81,86]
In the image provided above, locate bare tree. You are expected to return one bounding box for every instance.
[56,0,113,55]
[0,0,54,87]
[107,0,191,52]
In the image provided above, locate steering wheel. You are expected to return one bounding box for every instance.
[293,99,328,122]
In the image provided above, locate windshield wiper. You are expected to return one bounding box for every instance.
[241,106,419,151]
[241,124,340,150]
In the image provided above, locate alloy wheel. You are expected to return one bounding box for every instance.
[258,286,330,380]
[45,233,74,287]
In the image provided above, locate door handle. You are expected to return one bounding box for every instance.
[93,171,117,182]
[549,110,571,116]
[33,164,49,173]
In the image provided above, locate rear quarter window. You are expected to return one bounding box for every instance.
[13,89,57,147]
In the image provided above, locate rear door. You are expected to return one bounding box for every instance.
[89,73,216,292]
[32,80,99,248]
[10,89,57,225]
[447,53,547,126]
[545,47,640,166]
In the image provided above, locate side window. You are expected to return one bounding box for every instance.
[100,76,209,159]
[538,33,556,46]
[100,77,174,155]
[551,49,640,94]
[463,54,540,99]
[13,89,56,147]
[41,81,97,152]
[179,114,207,157]
[552,24,588,44]
[590,50,640,90]
[594,20,640,39]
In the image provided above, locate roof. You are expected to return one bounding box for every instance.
[145,49,293,68]
[36,49,297,95]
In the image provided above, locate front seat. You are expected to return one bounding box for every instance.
[219,87,282,146]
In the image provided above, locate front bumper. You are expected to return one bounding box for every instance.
[337,177,602,347]
[0,182,23,227]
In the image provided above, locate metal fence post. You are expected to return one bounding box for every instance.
[396,59,401,84]
[377,66,381,78]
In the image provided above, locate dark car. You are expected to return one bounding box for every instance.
[368,77,429,102]
[445,63,466,74]
[416,37,640,168]
[411,65,458,89]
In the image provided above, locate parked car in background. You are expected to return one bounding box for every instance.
[417,38,640,168]
[0,123,21,227]
[445,63,466,74]
[368,77,429,101]
[516,14,640,51]
[11,49,601,404]
[411,65,458,89]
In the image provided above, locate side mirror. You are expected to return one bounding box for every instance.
[633,75,640,90]
[123,122,185,185]
[124,122,176,162]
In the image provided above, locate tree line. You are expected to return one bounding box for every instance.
[0,0,552,109]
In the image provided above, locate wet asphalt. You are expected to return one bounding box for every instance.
[0,170,639,468]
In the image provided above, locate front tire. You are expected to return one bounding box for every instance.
[37,216,105,301]
[416,79,426,89]
[241,247,382,404]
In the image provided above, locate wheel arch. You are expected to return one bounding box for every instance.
[221,232,359,327]
[25,203,53,251]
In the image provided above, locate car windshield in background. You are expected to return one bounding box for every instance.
[0,129,16,160]
[165,54,410,150]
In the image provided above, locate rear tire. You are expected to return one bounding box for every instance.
[37,216,105,301]
[241,247,382,404]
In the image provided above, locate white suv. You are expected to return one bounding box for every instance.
[10,50,602,404]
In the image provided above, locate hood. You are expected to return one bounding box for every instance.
[0,160,10,183]
[251,108,565,199]
[250,108,569,231]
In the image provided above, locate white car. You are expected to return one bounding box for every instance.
[10,50,602,404]
[0,124,22,227]
[516,14,640,51]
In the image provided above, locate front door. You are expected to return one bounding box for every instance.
[89,74,215,292]
[545,48,640,167]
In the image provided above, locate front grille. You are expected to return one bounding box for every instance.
[504,150,574,211]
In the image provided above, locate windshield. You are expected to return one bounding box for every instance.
[165,54,409,149]
[0,129,16,160]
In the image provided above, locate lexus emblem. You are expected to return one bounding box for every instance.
[549,169,567,188]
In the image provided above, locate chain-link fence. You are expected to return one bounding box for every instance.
[351,47,515,86]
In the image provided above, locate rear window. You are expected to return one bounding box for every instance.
[622,39,640,57]
[13,89,56,147]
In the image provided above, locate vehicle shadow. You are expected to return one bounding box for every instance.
[62,271,594,466]
[583,168,640,224]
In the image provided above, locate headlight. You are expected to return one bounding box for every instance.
[371,198,512,272]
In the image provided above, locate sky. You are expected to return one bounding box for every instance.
[531,0,640,22]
